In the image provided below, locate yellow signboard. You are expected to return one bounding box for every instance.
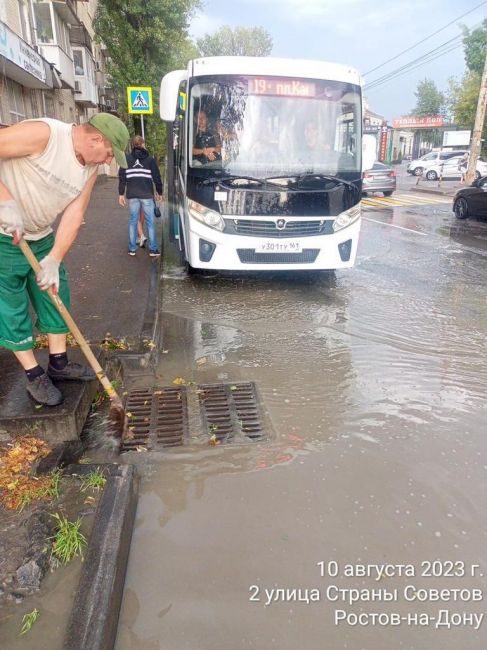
[127,86,153,114]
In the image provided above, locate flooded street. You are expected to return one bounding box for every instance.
[116,201,487,649]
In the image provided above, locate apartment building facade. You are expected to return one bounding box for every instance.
[0,0,112,128]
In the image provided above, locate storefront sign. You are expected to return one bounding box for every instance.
[0,21,46,84]
[392,115,444,129]
[379,125,388,161]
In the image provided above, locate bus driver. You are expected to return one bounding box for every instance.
[192,110,221,164]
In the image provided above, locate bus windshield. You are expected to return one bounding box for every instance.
[189,75,362,178]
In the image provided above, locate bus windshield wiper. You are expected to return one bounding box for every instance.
[202,174,284,188]
[203,174,263,185]
[267,173,359,192]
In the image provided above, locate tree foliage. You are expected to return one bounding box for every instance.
[411,78,445,116]
[197,26,273,57]
[462,18,487,75]
[448,20,487,154]
[94,0,199,157]
[410,78,446,145]
[447,71,487,152]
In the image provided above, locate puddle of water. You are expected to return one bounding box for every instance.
[116,218,487,649]
[0,554,83,649]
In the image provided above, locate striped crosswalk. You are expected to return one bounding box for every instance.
[361,193,452,209]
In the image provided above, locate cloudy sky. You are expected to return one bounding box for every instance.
[189,0,486,122]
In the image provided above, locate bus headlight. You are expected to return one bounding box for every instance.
[332,205,361,232]
[188,199,224,232]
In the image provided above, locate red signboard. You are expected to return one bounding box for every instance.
[379,125,388,161]
[392,116,444,129]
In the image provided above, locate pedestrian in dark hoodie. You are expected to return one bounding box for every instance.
[118,135,163,257]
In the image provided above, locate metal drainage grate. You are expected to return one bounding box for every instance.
[122,386,189,451]
[198,381,266,443]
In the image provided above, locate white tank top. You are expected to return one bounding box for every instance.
[0,118,97,240]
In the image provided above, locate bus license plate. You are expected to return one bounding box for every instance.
[255,241,302,253]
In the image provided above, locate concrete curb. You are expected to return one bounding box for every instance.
[63,463,138,650]
[113,242,163,376]
[0,348,107,444]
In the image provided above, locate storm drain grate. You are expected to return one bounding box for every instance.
[121,386,189,451]
[198,381,266,443]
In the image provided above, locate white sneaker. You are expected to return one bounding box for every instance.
[138,235,147,248]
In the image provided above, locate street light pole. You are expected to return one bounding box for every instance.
[466,51,487,185]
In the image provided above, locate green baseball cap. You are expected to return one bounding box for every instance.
[89,113,129,168]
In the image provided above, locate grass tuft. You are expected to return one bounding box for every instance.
[79,470,107,492]
[19,609,40,635]
[51,513,87,564]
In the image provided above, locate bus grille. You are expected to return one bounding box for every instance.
[237,249,320,264]
[225,219,333,237]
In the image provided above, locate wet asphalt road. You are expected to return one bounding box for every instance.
[116,193,487,650]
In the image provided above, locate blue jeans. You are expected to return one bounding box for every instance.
[128,198,158,252]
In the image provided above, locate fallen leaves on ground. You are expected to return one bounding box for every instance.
[0,437,51,510]
[99,335,130,351]
[35,334,78,349]
[172,377,186,385]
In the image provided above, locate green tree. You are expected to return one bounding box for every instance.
[411,78,445,116]
[410,78,446,146]
[448,20,487,155]
[462,18,487,75]
[197,26,273,57]
[94,0,199,157]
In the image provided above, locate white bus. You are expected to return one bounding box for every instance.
[160,57,374,271]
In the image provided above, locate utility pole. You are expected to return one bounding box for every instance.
[466,51,487,185]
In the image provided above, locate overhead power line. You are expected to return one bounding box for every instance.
[364,32,465,90]
[364,42,464,92]
[364,0,487,76]
[363,19,483,92]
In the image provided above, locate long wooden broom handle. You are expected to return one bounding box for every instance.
[19,239,120,401]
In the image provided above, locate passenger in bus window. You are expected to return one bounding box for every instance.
[192,110,221,164]
[299,121,329,163]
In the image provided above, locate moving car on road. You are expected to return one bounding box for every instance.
[423,156,487,181]
[453,176,487,219]
[407,150,468,176]
[362,162,396,196]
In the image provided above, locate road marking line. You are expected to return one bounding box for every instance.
[363,216,428,236]
[398,195,451,204]
[393,194,444,202]
[361,194,452,208]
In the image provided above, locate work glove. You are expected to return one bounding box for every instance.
[0,199,25,243]
[36,255,60,293]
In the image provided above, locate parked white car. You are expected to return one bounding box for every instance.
[406,150,468,176]
[422,156,487,181]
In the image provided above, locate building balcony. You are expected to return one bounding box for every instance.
[69,24,93,54]
[74,76,98,107]
[38,43,75,89]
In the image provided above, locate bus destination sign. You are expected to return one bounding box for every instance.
[249,78,316,98]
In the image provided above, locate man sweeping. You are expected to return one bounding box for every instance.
[0,114,129,406]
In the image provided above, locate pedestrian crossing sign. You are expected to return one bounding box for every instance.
[127,86,153,114]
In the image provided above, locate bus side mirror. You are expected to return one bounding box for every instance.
[160,70,187,121]
[362,134,376,172]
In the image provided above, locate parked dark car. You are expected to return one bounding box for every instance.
[362,162,396,196]
[453,176,487,219]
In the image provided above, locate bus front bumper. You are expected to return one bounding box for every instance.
[185,218,361,271]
